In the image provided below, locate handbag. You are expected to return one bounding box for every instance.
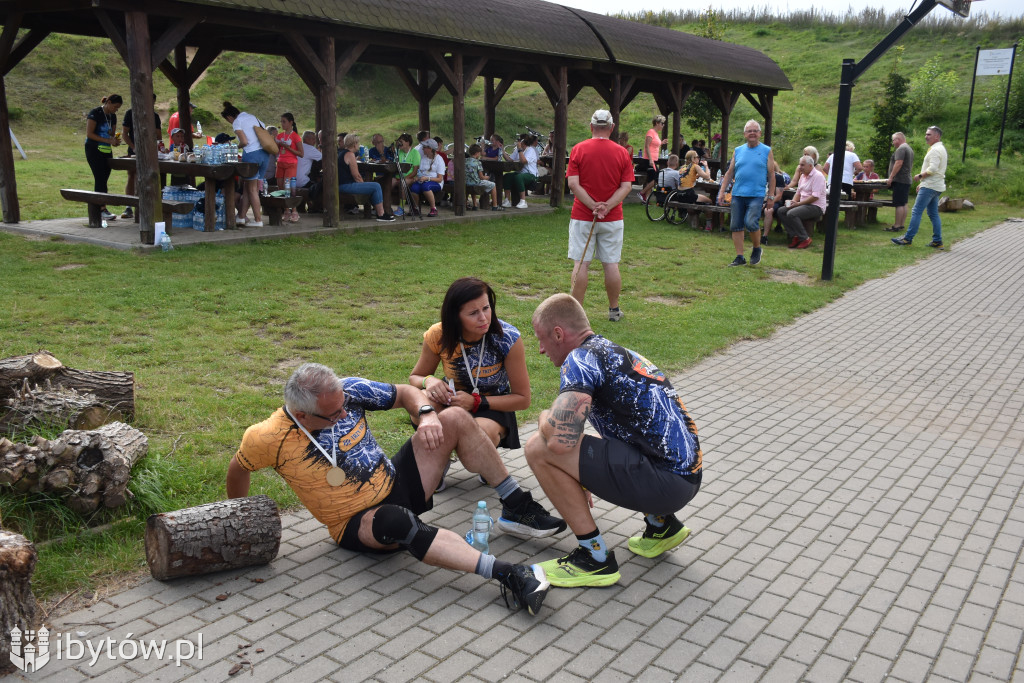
[254,124,279,155]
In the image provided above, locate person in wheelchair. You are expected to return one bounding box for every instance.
[650,154,681,208]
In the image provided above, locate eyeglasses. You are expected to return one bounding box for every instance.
[311,407,345,422]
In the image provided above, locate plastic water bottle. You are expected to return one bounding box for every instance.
[159,232,173,251]
[196,121,203,136]
[465,501,492,553]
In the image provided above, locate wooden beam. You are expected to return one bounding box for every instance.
[285,31,328,84]
[493,76,515,104]
[484,76,495,138]
[318,36,338,228]
[0,12,23,73]
[335,40,367,82]
[567,81,584,104]
[3,29,49,76]
[285,53,319,95]
[463,56,486,94]
[427,50,457,95]
[551,65,567,208]
[125,10,159,243]
[536,66,559,105]
[157,58,180,90]
[174,43,191,138]
[619,76,643,111]
[185,46,221,86]
[395,67,419,97]
[150,18,197,73]
[0,77,19,223]
[94,9,129,64]
[451,53,465,216]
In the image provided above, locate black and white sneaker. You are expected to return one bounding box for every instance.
[497,491,567,539]
[728,254,747,267]
[376,214,396,222]
[497,564,550,615]
[750,247,762,265]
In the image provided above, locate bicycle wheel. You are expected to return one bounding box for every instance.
[645,191,667,221]
[663,190,688,225]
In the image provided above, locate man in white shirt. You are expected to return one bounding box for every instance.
[295,130,322,188]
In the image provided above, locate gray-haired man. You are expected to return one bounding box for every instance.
[227,363,566,615]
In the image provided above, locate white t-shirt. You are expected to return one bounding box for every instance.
[511,146,539,176]
[296,144,322,187]
[233,112,264,153]
[417,154,445,181]
[826,152,861,187]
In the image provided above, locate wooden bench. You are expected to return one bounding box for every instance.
[847,199,895,224]
[339,192,374,219]
[665,201,730,230]
[258,195,303,226]
[60,189,194,244]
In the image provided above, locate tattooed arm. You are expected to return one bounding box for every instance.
[538,391,592,455]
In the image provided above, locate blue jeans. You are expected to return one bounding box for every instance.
[729,195,762,232]
[904,187,942,242]
[339,181,382,206]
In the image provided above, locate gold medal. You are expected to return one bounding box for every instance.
[325,466,346,487]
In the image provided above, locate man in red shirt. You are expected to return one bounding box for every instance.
[567,110,636,321]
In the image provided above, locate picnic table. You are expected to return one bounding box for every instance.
[109,157,256,232]
[851,179,894,225]
[481,159,521,198]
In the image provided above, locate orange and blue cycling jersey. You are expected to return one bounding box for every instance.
[234,377,399,542]
[559,335,702,475]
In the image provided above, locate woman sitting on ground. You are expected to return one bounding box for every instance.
[410,138,445,217]
[410,276,530,489]
[338,133,395,223]
[502,135,539,209]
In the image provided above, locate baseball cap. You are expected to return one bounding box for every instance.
[170,128,185,136]
[214,133,235,143]
[422,138,438,150]
[591,109,614,126]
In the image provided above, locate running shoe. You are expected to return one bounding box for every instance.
[891,237,911,245]
[501,199,512,208]
[515,199,528,209]
[497,491,567,539]
[537,547,620,587]
[750,247,763,265]
[100,210,117,221]
[627,519,691,558]
[728,254,746,267]
[927,240,943,248]
[608,308,625,322]
[376,214,396,223]
[497,564,550,615]
[428,207,438,217]
[635,190,647,204]
[120,207,133,219]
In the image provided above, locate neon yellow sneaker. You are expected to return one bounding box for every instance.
[537,547,620,587]
[627,520,691,558]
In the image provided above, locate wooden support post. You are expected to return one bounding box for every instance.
[552,66,568,208]
[764,95,774,146]
[610,75,622,145]
[418,68,430,132]
[0,76,18,223]
[451,54,465,217]
[125,11,159,244]
[319,36,338,228]
[174,43,192,140]
[484,76,495,138]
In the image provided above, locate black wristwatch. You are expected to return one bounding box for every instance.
[418,405,435,416]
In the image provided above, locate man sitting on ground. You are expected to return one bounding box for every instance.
[228,363,566,615]
[524,295,703,587]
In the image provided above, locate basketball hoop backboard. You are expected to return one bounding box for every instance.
[936,0,971,18]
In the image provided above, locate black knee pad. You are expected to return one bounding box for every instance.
[371,505,438,560]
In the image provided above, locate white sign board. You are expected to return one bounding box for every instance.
[977,48,1014,76]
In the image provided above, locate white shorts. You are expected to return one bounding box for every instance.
[568,218,623,263]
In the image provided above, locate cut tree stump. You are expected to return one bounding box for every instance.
[0,530,40,675]
[145,496,281,581]
[0,423,148,512]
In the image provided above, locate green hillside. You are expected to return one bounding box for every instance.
[3,13,1022,219]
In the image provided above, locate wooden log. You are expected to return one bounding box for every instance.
[0,423,147,513]
[0,531,40,675]
[0,351,63,401]
[50,369,135,419]
[0,386,120,435]
[145,496,281,581]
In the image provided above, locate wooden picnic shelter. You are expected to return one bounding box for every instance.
[0,0,790,239]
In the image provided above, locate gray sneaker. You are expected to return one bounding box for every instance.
[608,308,625,322]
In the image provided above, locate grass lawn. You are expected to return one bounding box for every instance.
[1,195,1016,598]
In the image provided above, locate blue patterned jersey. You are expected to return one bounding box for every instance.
[559,335,702,475]
[323,377,400,481]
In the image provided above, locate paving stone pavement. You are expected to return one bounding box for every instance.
[14,220,1024,682]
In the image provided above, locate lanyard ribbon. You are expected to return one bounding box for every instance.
[459,335,486,395]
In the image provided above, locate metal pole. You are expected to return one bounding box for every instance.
[996,43,1018,169]
[962,46,980,163]
[821,59,854,282]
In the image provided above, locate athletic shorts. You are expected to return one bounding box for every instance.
[468,180,495,192]
[475,408,520,449]
[891,181,910,207]
[568,218,623,263]
[275,160,297,179]
[337,439,431,552]
[578,435,701,516]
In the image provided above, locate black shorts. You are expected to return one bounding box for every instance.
[891,181,910,207]
[338,439,432,553]
[675,187,698,205]
[475,408,521,449]
[578,435,701,516]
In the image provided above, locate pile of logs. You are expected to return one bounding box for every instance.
[0,423,148,513]
[1,351,145,513]
[0,350,135,435]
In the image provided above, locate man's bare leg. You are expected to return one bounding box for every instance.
[571,260,589,304]
[602,262,621,310]
[523,432,596,535]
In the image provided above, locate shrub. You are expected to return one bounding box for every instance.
[869,47,911,170]
[908,56,961,117]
